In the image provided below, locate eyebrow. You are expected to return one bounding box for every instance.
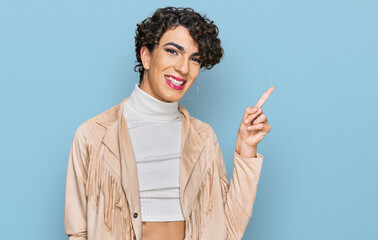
[163,42,200,57]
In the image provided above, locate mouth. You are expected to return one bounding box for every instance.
[164,75,187,90]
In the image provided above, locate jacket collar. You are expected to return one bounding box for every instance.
[95,97,207,239]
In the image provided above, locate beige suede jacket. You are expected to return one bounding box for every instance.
[64,97,263,240]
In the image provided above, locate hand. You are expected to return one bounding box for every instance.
[235,86,275,157]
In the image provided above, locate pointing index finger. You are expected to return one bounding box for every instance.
[254,86,275,108]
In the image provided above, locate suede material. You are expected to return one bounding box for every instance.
[64,97,263,240]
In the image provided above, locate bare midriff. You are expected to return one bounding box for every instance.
[142,221,185,240]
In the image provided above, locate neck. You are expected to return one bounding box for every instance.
[124,84,180,122]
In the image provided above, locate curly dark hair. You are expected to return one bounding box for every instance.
[134,7,224,84]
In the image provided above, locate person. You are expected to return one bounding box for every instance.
[64,6,274,240]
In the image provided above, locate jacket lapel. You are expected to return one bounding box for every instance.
[178,105,207,217]
[96,97,142,240]
[119,105,142,239]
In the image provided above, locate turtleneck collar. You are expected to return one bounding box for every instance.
[124,84,181,122]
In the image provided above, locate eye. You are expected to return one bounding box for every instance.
[165,48,178,55]
[191,57,201,64]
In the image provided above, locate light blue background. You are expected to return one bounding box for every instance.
[1,0,377,239]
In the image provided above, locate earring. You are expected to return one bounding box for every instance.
[186,82,199,100]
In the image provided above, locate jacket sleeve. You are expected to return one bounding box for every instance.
[64,123,88,240]
[211,128,263,240]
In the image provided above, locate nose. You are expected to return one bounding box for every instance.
[174,56,189,75]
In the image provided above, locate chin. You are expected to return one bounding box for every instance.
[161,88,187,102]
[163,94,183,103]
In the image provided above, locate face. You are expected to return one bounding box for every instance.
[139,26,201,102]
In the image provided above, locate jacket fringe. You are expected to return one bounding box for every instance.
[85,147,131,238]
[186,159,215,239]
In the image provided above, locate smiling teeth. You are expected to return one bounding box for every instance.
[166,75,184,86]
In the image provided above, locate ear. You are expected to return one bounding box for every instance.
[140,46,151,70]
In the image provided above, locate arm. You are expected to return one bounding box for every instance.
[215,86,274,239]
[64,124,88,240]
[211,128,263,240]
[213,86,274,239]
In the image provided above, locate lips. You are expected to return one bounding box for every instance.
[164,75,187,90]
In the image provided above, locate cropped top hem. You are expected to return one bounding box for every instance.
[141,215,185,222]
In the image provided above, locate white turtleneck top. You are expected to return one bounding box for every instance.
[123,84,185,222]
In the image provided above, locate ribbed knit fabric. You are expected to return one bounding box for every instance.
[123,84,185,222]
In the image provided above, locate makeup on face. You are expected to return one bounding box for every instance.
[140,26,201,102]
[164,74,187,90]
